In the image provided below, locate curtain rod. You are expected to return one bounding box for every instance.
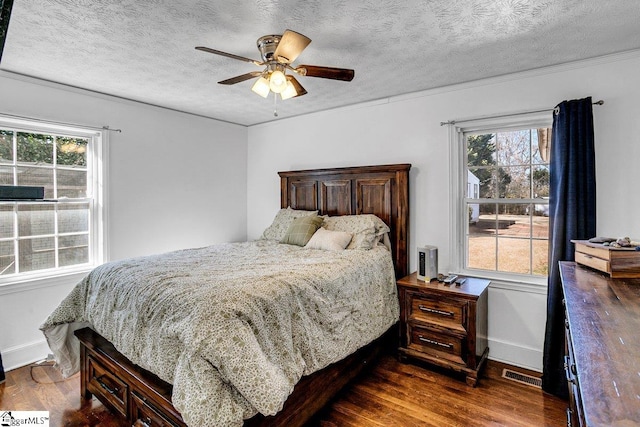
[440,100,604,126]
[0,112,122,133]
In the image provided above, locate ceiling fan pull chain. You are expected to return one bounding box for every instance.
[273,92,279,117]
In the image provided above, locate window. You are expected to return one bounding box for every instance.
[0,117,105,281]
[450,113,551,283]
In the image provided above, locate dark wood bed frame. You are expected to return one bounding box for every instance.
[74,163,411,427]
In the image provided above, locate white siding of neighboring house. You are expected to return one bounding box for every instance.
[467,170,480,223]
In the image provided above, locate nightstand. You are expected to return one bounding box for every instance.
[397,272,490,386]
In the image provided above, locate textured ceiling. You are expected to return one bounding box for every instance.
[2,0,640,126]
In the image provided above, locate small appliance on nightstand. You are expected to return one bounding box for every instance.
[396,272,490,386]
[417,245,438,281]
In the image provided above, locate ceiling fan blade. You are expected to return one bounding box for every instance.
[297,65,354,81]
[218,71,263,85]
[274,30,311,64]
[195,46,263,66]
[287,75,307,98]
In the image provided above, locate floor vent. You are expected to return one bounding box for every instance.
[502,368,542,388]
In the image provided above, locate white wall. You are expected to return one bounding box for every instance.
[3,51,638,373]
[247,51,640,371]
[0,73,248,370]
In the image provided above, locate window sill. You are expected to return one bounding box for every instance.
[0,267,95,296]
[454,268,548,295]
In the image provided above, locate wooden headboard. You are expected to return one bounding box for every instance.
[279,164,410,278]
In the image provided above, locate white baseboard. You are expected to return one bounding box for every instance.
[3,339,50,371]
[487,338,542,372]
[2,337,541,374]
[3,339,542,372]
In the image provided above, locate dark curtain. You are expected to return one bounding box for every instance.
[542,97,596,397]
[0,351,5,383]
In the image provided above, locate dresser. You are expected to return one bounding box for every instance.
[560,261,640,427]
[397,272,490,386]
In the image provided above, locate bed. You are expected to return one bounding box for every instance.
[41,163,411,427]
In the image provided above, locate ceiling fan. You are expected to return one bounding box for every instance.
[196,30,354,101]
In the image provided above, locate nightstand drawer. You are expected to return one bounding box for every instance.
[408,324,465,365]
[87,355,128,417]
[409,293,466,332]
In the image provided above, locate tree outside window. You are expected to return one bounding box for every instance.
[465,127,550,276]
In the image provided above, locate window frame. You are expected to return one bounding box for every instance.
[0,115,107,287]
[449,111,551,287]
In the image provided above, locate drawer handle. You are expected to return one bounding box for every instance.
[418,305,454,317]
[566,407,573,427]
[564,356,578,379]
[418,335,453,349]
[563,356,576,384]
[135,417,152,427]
[96,375,120,395]
[565,366,577,384]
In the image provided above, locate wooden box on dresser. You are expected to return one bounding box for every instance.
[397,272,490,386]
[560,261,640,427]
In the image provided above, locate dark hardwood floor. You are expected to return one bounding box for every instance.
[0,355,566,426]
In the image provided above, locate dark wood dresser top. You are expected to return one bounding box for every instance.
[560,261,640,426]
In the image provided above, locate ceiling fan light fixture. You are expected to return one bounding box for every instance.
[269,70,287,93]
[281,75,306,100]
[251,76,270,98]
[280,81,297,100]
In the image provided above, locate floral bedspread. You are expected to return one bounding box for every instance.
[40,240,399,426]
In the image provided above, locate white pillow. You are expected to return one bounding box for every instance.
[305,228,352,251]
